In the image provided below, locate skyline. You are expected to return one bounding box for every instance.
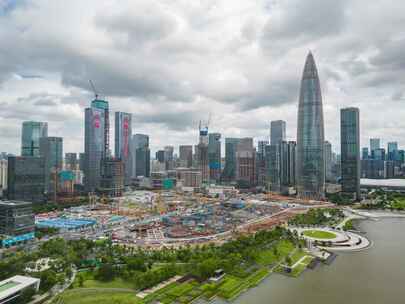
[1,0,405,155]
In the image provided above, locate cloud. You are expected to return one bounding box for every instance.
[0,0,405,155]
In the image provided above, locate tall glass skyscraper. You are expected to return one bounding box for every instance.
[270,120,286,146]
[296,52,325,200]
[222,138,240,181]
[131,134,150,178]
[39,137,63,194]
[84,99,109,192]
[208,133,221,182]
[340,107,360,200]
[115,112,132,184]
[21,121,48,157]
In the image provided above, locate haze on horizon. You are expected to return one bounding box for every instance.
[0,0,404,155]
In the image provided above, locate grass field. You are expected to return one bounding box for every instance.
[73,271,134,290]
[302,230,336,239]
[255,240,295,265]
[54,290,142,304]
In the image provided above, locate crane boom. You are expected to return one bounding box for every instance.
[89,79,99,99]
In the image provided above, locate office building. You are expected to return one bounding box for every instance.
[287,141,296,187]
[387,142,398,161]
[65,153,78,170]
[0,159,7,194]
[296,52,325,200]
[270,120,286,146]
[208,133,221,182]
[370,138,380,154]
[372,148,385,161]
[183,171,202,188]
[235,138,256,188]
[21,121,48,157]
[39,137,63,195]
[362,147,369,160]
[266,145,280,192]
[0,275,40,303]
[324,141,333,182]
[132,134,150,178]
[222,138,240,182]
[84,99,109,192]
[115,112,132,184]
[7,156,45,202]
[256,140,269,187]
[0,200,34,236]
[196,123,209,183]
[79,153,85,171]
[164,146,174,170]
[179,145,193,168]
[340,107,360,200]
[99,158,124,197]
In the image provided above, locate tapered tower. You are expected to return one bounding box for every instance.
[296,52,325,200]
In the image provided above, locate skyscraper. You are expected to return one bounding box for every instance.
[387,142,398,161]
[340,107,360,200]
[196,123,209,183]
[208,133,221,182]
[370,138,380,153]
[362,147,369,160]
[324,141,333,182]
[256,140,269,187]
[39,137,63,195]
[235,138,256,188]
[21,121,48,157]
[131,134,150,178]
[266,145,280,192]
[222,138,240,182]
[84,99,109,192]
[270,120,286,146]
[179,145,193,168]
[115,112,132,184]
[296,52,325,200]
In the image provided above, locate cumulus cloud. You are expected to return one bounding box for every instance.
[0,0,404,155]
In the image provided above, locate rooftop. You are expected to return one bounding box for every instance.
[0,275,40,301]
[361,178,405,188]
[0,200,32,207]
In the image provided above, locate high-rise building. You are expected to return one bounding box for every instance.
[164,146,174,170]
[270,120,286,146]
[370,138,380,154]
[296,52,325,200]
[387,142,398,161]
[373,148,385,161]
[155,150,165,163]
[341,107,360,200]
[179,145,193,168]
[65,153,78,170]
[266,145,280,192]
[256,140,269,187]
[7,156,45,202]
[362,147,369,160]
[235,138,256,188]
[0,159,7,194]
[222,138,240,182]
[132,134,150,178]
[287,141,296,187]
[208,133,221,182]
[115,112,132,185]
[84,99,109,192]
[79,153,85,171]
[324,141,333,182]
[21,121,48,157]
[196,123,209,183]
[39,137,63,195]
[99,158,124,197]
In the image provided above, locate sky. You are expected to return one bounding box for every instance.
[0,0,404,156]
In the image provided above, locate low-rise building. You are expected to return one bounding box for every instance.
[0,275,40,303]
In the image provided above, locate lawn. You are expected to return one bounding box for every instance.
[289,250,307,265]
[255,240,295,265]
[54,289,142,304]
[302,230,336,239]
[73,271,134,290]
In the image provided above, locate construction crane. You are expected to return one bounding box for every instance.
[89,79,99,100]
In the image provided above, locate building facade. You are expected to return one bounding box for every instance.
[65,153,78,170]
[21,121,48,157]
[296,52,325,200]
[99,158,124,197]
[0,159,7,195]
[340,107,360,200]
[222,138,240,182]
[179,145,193,168]
[132,134,150,178]
[0,200,34,236]
[235,138,256,188]
[39,137,63,195]
[115,112,132,185]
[7,156,45,202]
[208,133,221,182]
[270,120,286,146]
[84,99,109,192]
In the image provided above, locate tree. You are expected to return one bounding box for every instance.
[95,264,115,281]
[78,274,84,287]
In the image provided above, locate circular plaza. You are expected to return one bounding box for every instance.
[290,227,371,251]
